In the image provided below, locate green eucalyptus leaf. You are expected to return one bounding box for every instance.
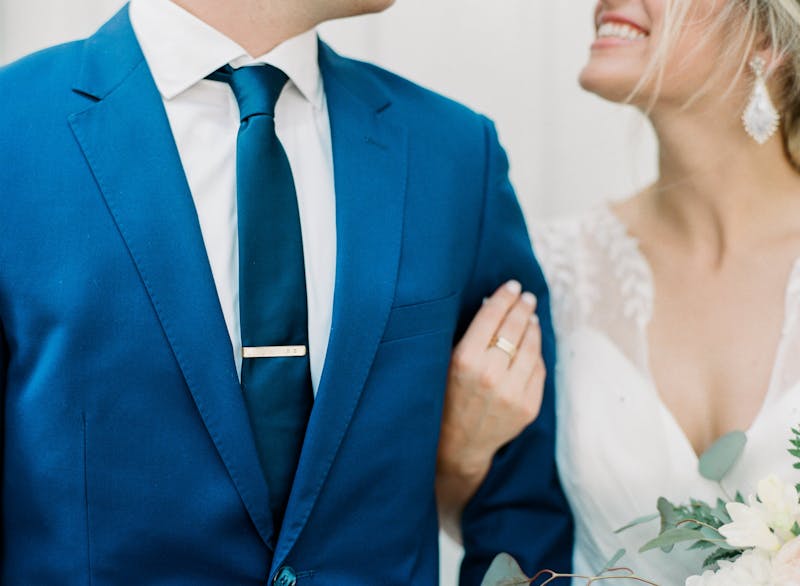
[615,514,660,534]
[703,547,742,569]
[658,498,681,529]
[713,499,732,524]
[680,501,723,528]
[640,527,706,553]
[600,549,626,574]
[714,540,743,551]
[480,553,530,586]
[699,431,747,482]
[657,497,682,553]
[699,526,723,540]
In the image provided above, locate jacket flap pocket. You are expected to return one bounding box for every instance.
[382,292,459,342]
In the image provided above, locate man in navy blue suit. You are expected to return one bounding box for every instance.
[0,0,572,583]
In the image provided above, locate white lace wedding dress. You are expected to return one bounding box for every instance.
[532,204,800,585]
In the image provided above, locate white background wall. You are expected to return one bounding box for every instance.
[0,0,658,583]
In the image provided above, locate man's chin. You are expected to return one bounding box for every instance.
[362,0,397,11]
[341,0,397,17]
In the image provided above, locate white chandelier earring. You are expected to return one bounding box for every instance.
[742,56,780,145]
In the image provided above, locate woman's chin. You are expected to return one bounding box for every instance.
[578,68,637,104]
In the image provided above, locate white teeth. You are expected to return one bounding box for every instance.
[597,22,648,41]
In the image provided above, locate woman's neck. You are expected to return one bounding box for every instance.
[643,101,800,266]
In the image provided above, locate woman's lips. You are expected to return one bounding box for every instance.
[592,16,650,50]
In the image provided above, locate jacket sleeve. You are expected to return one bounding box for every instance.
[0,322,5,398]
[1,321,6,398]
[0,320,6,566]
[457,117,574,585]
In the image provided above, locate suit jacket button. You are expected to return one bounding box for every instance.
[273,566,297,586]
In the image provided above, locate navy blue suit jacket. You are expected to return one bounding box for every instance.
[0,7,573,585]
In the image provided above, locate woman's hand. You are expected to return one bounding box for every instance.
[436,280,546,540]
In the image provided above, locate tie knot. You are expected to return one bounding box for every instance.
[209,64,289,121]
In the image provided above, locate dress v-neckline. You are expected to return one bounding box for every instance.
[598,204,800,462]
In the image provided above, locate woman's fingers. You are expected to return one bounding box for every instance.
[524,356,547,421]
[505,316,544,423]
[510,309,541,374]
[440,284,546,487]
[458,280,522,355]
[507,311,540,380]
[485,292,537,371]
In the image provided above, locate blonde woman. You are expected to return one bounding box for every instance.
[437,0,800,582]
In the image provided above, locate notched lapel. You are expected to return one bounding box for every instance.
[275,43,408,564]
[67,7,275,549]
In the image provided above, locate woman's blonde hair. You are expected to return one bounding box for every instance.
[633,0,800,169]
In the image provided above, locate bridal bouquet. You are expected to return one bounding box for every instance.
[480,428,800,586]
[628,427,800,586]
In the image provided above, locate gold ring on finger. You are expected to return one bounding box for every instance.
[490,336,517,360]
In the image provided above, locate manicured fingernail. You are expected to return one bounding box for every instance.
[482,297,489,305]
[530,314,539,324]
[505,280,522,294]
[521,292,536,306]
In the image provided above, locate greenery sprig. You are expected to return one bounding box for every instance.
[480,553,659,586]
[481,428,800,586]
[616,431,748,570]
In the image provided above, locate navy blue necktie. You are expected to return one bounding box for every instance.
[210,64,314,528]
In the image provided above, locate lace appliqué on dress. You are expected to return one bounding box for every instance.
[532,205,655,373]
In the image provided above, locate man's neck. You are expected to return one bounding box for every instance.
[171,0,317,56]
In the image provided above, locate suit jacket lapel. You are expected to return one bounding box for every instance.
[68,7,275,548]
[275,42,408,564]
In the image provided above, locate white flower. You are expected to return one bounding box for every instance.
[721,502,782,552]
[686,569,716,586]
[773,535,800,585]
[686,569,719,586]
[685,570,720,586]
[684,549,773,586]
[752,475,800,543]
[719,475,800,553]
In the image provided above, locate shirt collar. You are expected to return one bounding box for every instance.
[129,0,323,109]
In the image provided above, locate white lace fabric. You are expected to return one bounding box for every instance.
[532,205,800,585]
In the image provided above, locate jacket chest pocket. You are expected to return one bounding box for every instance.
[381,292,459,343]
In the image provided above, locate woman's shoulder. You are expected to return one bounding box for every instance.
[531,199,654,335]
[531,202,627,274]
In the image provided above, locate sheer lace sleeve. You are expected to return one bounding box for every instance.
[531,205,654,374]
[531,215,593,337]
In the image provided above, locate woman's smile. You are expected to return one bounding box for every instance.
[593,14,650,50]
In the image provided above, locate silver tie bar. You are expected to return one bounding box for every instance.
[242,345,307,359]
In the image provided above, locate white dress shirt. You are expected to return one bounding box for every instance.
[129,0,336,393]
